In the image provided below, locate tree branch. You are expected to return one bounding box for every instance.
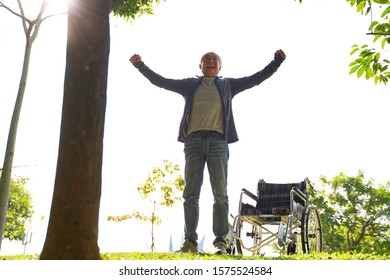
[366,32,390,36]
[30,0,49,42]
[0,1,32,26]
[40,11,68,23]
[16,0,29,34]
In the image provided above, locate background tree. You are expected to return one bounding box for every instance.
[40,0,163,259]
[108,160,184,252]
[296,0,390,85]
[348,0,390,85]
[308,170,390,254]
[0,0,66,252]
[111,0,163,21]
[0,172,33,242]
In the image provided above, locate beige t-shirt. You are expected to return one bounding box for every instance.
[186,77,225,136]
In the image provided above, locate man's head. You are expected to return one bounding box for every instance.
[199,52,222,77]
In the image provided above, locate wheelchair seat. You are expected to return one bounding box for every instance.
[245,179,306,214]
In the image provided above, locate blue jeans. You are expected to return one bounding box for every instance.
[183,131,229,245]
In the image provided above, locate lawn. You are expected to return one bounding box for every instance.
[1,252,389,260]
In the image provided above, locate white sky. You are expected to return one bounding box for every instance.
[0,0,389,255]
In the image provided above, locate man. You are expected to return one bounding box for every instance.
[129,49,286,254]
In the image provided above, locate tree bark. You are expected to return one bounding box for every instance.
[40,0,111,259]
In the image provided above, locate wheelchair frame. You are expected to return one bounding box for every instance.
[229,178,322,255]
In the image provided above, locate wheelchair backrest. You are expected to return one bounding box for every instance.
[256,179,307,214]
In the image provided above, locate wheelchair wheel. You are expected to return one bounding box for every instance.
[234,218,261,255]
[301,204,322,253]
[287,242,297,255]
[235,218,243,254]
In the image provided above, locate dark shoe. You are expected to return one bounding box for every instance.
[176,239,198,253]
[214,241,227,255]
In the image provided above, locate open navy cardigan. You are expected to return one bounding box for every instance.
[133,54,285,143]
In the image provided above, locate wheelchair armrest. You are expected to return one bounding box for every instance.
[292,187,307,202]
[238,188,259,216]
[241,188,258,201]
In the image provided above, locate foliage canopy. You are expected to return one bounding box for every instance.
[347,0,390,84]
[296,0,390,85]
[111,0,165,21]
[308,171,390,254]
[2,174,34,242]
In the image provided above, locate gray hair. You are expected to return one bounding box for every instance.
[200,52,222,65]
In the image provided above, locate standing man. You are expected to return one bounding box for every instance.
[129,50,286,254]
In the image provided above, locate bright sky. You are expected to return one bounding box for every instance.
[0,0,389,255]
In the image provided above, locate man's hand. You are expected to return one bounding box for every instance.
[275,49,286,59]
[130,54,142,64]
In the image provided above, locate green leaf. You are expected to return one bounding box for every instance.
[373,34,381,43]
[381,6,390,17]
[366,67,373,79]
[350,64,361,74]
[357,1,366,13]
[374,62,380,72]
[357,65,367,78]
[374,52,381,62]
[373,0,390,5]
[381,38,386,49]
[365,6,371,15]
[349,60,360,66]
[350,47,360,55]
[369,21,379,31]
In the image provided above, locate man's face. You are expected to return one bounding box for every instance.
[200,52,221,77]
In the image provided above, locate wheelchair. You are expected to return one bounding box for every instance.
[229,178,322,255]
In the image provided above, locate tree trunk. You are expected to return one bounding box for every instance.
[0,37,33,252]
[40,0,111,259]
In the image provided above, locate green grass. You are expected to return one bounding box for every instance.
[2,252,389,260]
[101,252,389,260]
[1,254,40,260]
